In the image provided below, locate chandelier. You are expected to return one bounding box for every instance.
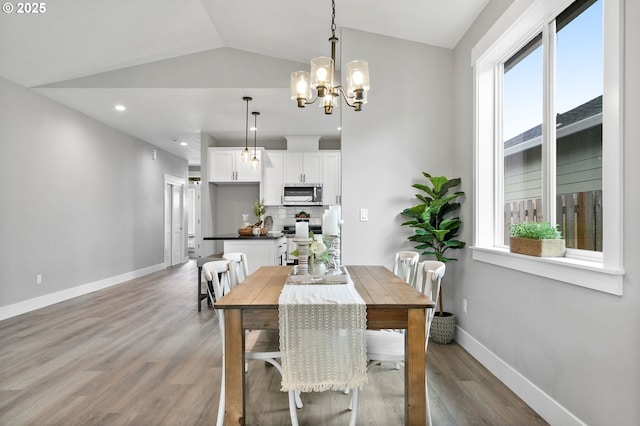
[240,96,252,163]
[290,0,370,114]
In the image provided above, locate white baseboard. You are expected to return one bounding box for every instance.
[0,263,165,321]
[454,327,586,426]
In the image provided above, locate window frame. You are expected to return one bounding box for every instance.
[470,0,624,295]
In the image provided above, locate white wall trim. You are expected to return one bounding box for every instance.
[0,263,165,321]
[454,327,587,426]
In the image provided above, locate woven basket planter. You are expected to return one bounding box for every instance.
[430,312,456,344]
[509,237,565,257]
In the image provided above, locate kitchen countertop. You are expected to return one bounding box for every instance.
[204,233,284,240]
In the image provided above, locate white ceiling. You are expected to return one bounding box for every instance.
[0,0,489,165]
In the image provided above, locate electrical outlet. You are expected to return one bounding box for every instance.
[360,208,369,222]
[36,274,42,285]
[463,298,468,314]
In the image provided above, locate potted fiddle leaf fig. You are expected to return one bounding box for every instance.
[401,172,465,344]
[508,221,565,257]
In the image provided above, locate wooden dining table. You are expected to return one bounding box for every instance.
[214,265,435,425]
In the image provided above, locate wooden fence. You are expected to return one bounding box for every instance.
[504,190,602,251]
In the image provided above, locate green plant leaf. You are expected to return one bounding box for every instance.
[400,171,466,316]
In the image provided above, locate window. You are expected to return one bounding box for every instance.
[472,0,623,295]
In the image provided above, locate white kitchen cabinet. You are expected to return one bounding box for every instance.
[224,237,285,275]
[261,151,284,205]
[208,148,261,182]
[283,152,322,183]
[322,151,341,205]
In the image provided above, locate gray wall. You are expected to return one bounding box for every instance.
[451,1,640,425]
[340,28,454,268]
[0,76,187,308]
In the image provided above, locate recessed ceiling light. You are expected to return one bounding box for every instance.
[180,142,188,146]
[114,105,126,111]
[337,126,342,131]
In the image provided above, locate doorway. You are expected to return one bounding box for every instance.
[164,174,186,267]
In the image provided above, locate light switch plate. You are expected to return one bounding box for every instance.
[360,208,368,222]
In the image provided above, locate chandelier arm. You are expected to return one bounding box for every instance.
[333,86,360,110]
[301,92,320,106]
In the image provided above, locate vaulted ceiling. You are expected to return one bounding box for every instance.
[0,0,489,165]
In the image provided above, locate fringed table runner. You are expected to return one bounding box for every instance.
[278,280,367,393]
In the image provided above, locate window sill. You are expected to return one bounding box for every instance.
[471,246,624,296]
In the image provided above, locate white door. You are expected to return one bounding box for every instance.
[164,174,185,268]
[171,184,183,266]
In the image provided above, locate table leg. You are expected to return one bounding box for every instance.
[224,309,245,425]
[406,307,427,425]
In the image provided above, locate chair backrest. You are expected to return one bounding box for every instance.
[392,251,420,286]
[415,260,446,342]
[203,259,233,294]
[223,252,249,285]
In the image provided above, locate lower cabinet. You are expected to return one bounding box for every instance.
[224,237,286,275]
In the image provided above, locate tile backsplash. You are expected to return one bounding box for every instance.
[264,206,327,231]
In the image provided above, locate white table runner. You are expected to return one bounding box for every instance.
[278,281,367,393]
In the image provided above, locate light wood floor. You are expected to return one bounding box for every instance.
[0,260,547,425]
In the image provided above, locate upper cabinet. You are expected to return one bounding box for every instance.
[262,150,341,206]
[322,151,341,205]
[262,151,284,205]
[283,152,322,183]
[208,148,261,183]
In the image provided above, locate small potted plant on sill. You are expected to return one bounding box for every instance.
[508,221,565,257]
[401,172,465,344]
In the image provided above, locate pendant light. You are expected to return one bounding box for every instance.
[250,111,260,170]
[241,96,252,162]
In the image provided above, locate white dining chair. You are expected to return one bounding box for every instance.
[392,251,420,287]
[222,252,249,285]
[202,260,234,299]
[359,260,445,426]
[203,263,302,426]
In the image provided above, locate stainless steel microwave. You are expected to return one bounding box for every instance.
[282,183,323,206]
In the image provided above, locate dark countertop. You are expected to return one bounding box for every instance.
[204,234,284,240]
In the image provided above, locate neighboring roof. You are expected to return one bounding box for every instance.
[505,95,602,149]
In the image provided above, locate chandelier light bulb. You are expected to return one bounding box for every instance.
[352,71,364,86]
[316,67,327,83]
[296,79,307,95]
